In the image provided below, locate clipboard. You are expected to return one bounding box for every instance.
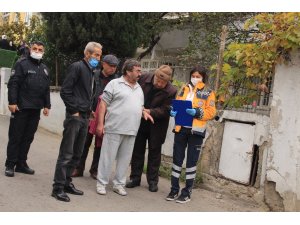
[172,99,193,127]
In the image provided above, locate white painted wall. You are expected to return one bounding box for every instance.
[267,50,300,210]
[0,67,11,116]
[218,121,255,184]
[39,92,65,135]
[219,110,270,185]
[0,69,65,135]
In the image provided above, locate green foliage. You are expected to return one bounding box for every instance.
[172,78,185,90]
[216,12,300,108]
[0,15,45,46]
[177,12,256,69]
[0,15,28,44]
[40,12,180,85]
[41,12,160,60]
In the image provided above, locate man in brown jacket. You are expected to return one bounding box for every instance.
[126,65,177,192]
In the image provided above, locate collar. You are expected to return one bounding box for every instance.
[29,56,42,65]
[188,81,205,90]
[82,59,94,72]
[119,75,140,89]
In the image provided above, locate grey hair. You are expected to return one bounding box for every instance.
[84,42,102,54]
[122,59,141,75]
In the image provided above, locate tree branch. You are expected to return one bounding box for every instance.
[137,35,161,60]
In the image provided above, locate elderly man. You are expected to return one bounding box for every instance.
[52,42,102,202]
[72,54,119,179]
[5,41,51,177]
[96,59,153,196]
[126,65,177,192]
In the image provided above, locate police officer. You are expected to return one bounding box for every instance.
[5,41,51,177]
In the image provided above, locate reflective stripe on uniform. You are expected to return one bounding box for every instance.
[172,164,182,171]
[186,166,197,173]
[186,173,196,180]
[171,171,181,178]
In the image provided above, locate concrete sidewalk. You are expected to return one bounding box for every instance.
[0,115,264,212]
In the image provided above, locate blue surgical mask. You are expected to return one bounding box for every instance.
[88,58,99,68]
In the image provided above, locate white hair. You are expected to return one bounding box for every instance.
[2,35,7,40]
[84,42,102,54]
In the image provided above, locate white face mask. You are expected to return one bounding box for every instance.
[191,77,202,86]
[30,52,43,60]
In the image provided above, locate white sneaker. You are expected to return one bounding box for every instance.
[96,184,106,195]
[113,185,127,196]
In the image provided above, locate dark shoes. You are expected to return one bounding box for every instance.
[51,189,70,202]
[176,194,191,203]
[15,163,35,175]
[71,168,83,177]
[125,180,141,188]
[165,190,179,201]
[64,183,84,195]
[148,183,158,192]
[52,183,83,202]
[5,167,14,177]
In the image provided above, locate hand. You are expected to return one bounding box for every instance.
[186,108,196,116]
[43,108,49,116]
[96,123,104,136]
[8,104,19,113]
[169,106,177,117]
[72,112,80,117]
[143,110,154,124]
[170,110,177,117]
[89,111,96,120]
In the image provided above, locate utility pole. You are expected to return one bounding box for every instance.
[214,25,228,92]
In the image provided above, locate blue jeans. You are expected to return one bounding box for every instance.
[53,112,88,190]
[170,127,204,197]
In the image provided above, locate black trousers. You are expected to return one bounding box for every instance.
[76,131,101,173]
[171,127,204,197]
[129,127,162,185]
[53,113,88,190]
[5,109,41,168]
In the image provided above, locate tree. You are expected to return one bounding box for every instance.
[177,13,257,69]
[0,13,29,45]
[214,13,300,108]
[42,13,148,60]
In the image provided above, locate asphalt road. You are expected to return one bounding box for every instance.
[0,114,263,212]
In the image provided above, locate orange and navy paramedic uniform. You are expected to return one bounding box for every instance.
[171,81,216,197]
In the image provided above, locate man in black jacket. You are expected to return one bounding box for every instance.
[51,42,102,202]
[5,40,51,177]
[72,54,119,179]
[126,65,177,192]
